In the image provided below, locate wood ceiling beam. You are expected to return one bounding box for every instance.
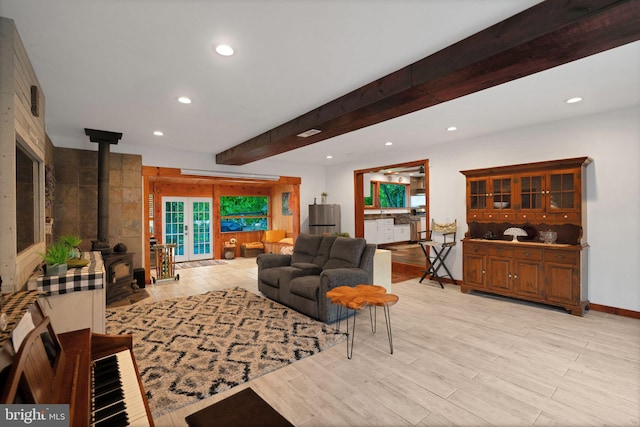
[216,0,640,165]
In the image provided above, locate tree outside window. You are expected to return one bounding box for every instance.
[220,196,269,232]
[365,181,409,208]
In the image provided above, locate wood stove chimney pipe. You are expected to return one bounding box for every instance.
[84,128,122,248]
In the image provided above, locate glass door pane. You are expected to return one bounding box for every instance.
[191,199,212,260]
[163,197,213,262]
[492,177,511,209]
[520,175,543,209]
[549,173,575,209]
[164,199,186,261]
[469,180,487,209]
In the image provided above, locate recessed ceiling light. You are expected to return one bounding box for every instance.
[177,96,192,104]
[215,44,234,56]
[297,129,321,138]
[447,126,457,132]
[565,97,583,104]
[326,155,333,159]
[385,141,393,146]
[153,131,164,136]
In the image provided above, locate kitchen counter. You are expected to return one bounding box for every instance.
[364,213,413,224]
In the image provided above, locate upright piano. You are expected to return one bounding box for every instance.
[0,300,154,426]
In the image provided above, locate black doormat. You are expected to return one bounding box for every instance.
[185,387,294,427]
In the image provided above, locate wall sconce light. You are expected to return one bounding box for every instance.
[30,85,39,117]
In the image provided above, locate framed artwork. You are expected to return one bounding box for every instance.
[282,192,292,215]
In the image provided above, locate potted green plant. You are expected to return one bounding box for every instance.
[321,192,328,204]
[41,242,71,276]
[58,234,82,259]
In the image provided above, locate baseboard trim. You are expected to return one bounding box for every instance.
[588,303,640,319]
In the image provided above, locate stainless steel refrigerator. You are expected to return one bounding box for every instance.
[308,204,341,235]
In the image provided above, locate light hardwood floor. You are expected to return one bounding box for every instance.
[132,257,640,426]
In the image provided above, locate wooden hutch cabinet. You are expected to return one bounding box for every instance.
[461,157,591,316]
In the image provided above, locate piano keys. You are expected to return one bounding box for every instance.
[92,350,150,427]
[1,301,154,427]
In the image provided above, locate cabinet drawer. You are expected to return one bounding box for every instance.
[516,212,536,222]
[537,212,553,222]
[468,212,482,222]
[464,243,486,255]
[514,247,543,261]
[487,246,513,257]
[536,212,579,223]
[494,212,516,221]
[378,218,394,225]
[483,212,516,221]
[484,212,498,221]
[543,249,578,265]
[554,212,579,223]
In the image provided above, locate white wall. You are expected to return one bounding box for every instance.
[126,106,639,312]
[325,106,640,312]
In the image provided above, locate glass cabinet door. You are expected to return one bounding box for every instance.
[520,174,544,210]
[491,177,511,210]
[469,179,487,210]
[549,172,576,210]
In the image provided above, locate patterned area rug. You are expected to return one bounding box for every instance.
[106,288,345,418]
[174,259,227,269]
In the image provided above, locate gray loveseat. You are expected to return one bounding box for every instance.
[256,233,376,323]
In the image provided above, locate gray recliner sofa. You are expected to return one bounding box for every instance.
[257,233,376,323]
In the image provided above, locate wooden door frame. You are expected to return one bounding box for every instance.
[142,166,301,284]
[353,159,429,238]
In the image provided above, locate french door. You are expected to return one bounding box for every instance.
[162,197,213,262]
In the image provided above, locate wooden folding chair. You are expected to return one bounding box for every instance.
[418,219,457,288]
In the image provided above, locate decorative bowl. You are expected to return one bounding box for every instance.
[493,201,509,208]
[540,230,557,244]
[504,227,528,242]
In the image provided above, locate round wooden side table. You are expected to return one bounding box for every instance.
[326,284,399,359]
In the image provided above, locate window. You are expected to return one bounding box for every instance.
[379,182,407,208]
[220,196,269,232]
[16,143,41,253]
[364,182,374,207]
[364,181,409,208]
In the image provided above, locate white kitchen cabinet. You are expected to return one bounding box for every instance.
[376,218,394,244]
[364,220,378,244]
[393,224,410,242]
[365,218,410,244]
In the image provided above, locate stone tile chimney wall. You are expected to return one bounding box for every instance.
[53,147,143,268]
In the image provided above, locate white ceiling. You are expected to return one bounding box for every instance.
[1,0,638,167]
